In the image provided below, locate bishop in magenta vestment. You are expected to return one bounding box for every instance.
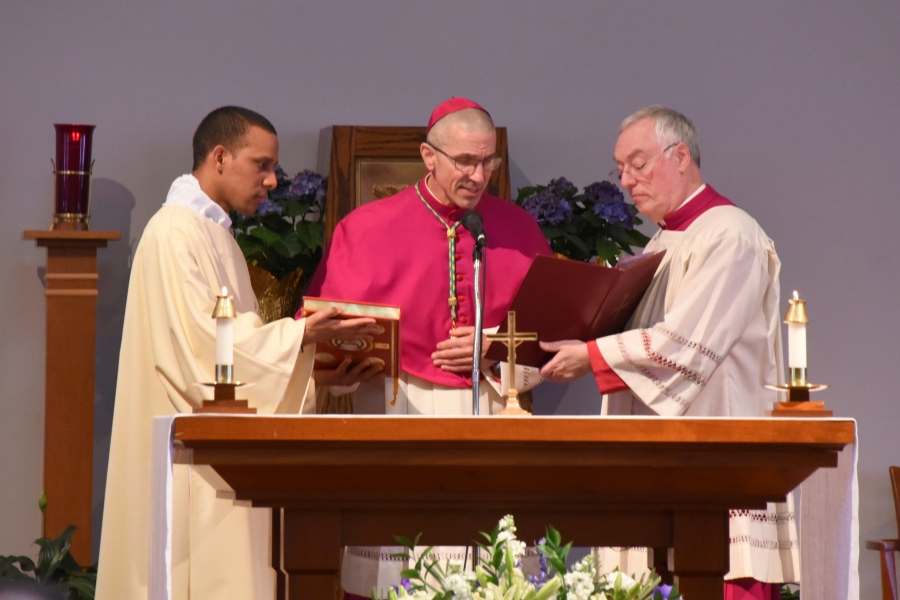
[307,175,551,409]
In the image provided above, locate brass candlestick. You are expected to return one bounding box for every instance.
[194,290,256,414]
[785,293,809,394]
[212,291,236,384]
[485,311,537,416]
[766,292,830,417]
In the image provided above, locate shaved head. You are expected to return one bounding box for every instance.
[426,108,495,148]
[420,106,497,210]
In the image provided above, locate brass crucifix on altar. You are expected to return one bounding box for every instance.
[486,311,538,416]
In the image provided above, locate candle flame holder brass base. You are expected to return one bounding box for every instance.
[194,378,256,414]
[765,376,831,417]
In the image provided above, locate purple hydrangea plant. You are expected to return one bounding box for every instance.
[229,164,327,281]
[256,198,282,216]
[586,180,636,228]
[290,170,327,201]
[594,199,637,229]
[514,177,649,265]
[584,180,624,204]
[547,177,577,198]
[522,189,573,226]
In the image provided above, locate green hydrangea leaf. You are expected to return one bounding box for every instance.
[248,227,281,246]
[280,201,307,218]
[514,186,539,202]
[236,235,264,258]
[273,232,304,259]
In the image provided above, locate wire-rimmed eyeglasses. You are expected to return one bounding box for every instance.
[427,142,502,176]
[609,143,678,183]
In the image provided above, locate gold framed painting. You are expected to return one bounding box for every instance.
[321,125,510,243]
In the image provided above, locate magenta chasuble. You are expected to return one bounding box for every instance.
[305,177,551,388]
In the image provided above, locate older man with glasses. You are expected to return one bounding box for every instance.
[541,105,797,599]
[304,98,551,598]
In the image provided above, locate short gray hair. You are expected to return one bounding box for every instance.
[620,105,701,168]
[426,108,495,148]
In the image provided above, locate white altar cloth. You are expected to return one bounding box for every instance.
[148,415,858,600]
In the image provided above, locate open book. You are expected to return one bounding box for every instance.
[300,297,401,379]
[484,251,665,368]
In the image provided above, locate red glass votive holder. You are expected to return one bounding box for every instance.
[53,124,96,229]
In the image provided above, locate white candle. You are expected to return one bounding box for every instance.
[786,291,807,368]
[787,323,807,368]
[215,287,233,366]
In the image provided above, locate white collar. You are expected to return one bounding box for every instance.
[162,174,232,229]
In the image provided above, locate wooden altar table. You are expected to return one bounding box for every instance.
[171,416,855,600]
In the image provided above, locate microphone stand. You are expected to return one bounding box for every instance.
[471,239,485,415]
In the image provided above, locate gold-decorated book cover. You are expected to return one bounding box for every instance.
[300,297,401,378]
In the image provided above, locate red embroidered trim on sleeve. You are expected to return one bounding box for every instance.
[615,333,691,410]
[655,326,723,364]
[640,330,707,387]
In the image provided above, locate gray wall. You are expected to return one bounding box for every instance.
[2,1,898,596]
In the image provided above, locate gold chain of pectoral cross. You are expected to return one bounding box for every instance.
[415,181,461,326]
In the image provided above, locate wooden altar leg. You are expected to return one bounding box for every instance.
[670,510,729,600]
[273,509,286,600]
[649,547,674,585]
[280,509,342,600]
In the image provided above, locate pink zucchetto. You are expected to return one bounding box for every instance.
[426,97,491,134]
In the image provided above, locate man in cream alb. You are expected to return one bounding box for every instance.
[541,106,797,598]
[97,106,378,600]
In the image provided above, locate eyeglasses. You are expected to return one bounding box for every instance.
[609,143,678,183]
[427,142,502,176]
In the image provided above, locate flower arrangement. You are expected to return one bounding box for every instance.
[378,514,680,600]
[515,178,650,266]
[229,166,327,281]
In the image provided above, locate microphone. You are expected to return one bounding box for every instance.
[460,210,487,414]
[460,210,486,247]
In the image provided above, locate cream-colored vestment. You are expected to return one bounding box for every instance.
[96,175,314,600]
[595,204,798,583]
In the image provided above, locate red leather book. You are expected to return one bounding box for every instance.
[485,252,665,368]
[300,297,401,378]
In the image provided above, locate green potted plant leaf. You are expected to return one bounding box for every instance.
[0,496,96,600]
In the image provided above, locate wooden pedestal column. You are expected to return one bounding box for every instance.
[24,229,121,566]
